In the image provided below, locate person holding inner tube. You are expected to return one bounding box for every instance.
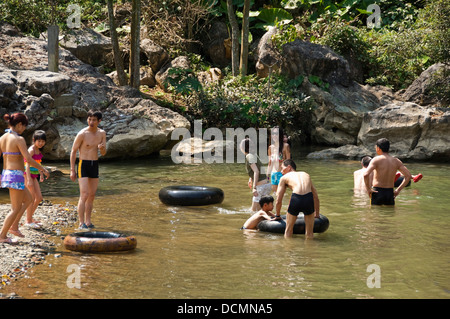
[363,138,412,205]
[70,110,107,229]
[274,159,320,239]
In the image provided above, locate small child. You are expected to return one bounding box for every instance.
[24,130,47,229]
[241,195,276,230]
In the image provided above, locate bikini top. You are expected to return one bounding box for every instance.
[2,129,21,156]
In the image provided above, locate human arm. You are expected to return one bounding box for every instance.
[311,184,320,218]
[274,178,286,219]
[283,143,291,160]
[98,130,107,156]
[70,132,83,182]
[394,161,412,197]
[250,163,259,196]
[364,160,377,197]
[266,146,274,178]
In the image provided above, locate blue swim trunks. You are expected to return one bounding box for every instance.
[270,171,283,185]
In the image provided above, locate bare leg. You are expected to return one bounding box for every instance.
[78,177,99,226]
[304,213,315,239]
[9,188,32,236]
[26,178,42,224]
[284,212,297,238]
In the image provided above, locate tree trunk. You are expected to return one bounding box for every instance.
[226,0,240,76]
[129,0,141,88]
[240,0,250,76]
[107,0,127,86]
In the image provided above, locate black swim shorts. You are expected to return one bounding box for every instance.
[77,160,99,178]
[287,192,315,216]
[371,187,395,205]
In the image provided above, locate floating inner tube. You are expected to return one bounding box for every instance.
[159,186,224,206]
[64,231,137,252]
[257,214,330,234]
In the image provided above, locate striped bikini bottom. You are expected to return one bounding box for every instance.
[1,169,25,190]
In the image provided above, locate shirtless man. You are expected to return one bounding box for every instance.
[70,110,107,229]
[363,138,412,205]
[274,159,320,239]
[354,156,373,194]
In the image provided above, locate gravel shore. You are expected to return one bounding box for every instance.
[0,201,78,295]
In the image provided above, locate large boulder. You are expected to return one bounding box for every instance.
[60,28,112,66]
[155,56,191,91]
[400,63,450,107]
[357,102,450,161]
[306,80,382,146]
[281,39,353,86]
[140,38,169,73]
[0,22,191,160]
[255,26,281,78]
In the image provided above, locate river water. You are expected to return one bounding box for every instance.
[1,149,449,299]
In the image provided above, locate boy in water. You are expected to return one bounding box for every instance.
[241,196,276,230]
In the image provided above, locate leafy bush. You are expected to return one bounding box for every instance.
[166,68,313,134]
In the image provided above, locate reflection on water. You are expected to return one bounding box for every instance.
[1,154,450,299]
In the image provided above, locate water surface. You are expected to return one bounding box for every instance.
[1,152,449,299]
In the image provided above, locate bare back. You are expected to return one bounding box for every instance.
[0,133,25,171]
[368,154,403,188]
[281,171,312,195]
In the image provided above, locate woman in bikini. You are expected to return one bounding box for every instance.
[0,113,49,244]
[267,126,291,193]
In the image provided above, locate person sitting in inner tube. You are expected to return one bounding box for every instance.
[241,196,276,230]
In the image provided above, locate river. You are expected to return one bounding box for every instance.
[1,149,449,299]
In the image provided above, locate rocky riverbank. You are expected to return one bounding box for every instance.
[0,201,78,296]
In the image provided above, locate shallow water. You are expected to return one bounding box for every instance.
[1,151,449,299]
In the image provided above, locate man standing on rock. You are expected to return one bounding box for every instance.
[364,138,412,205]
[70,110,107,229]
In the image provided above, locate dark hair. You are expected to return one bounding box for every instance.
[4,113,28,127]
[259,195,274,208]
[361,156,372,167]
[87,110,102,120]
[283,159,296,171]
[271,126,284,154]
[33,130,47,142]
[376,138,390,153]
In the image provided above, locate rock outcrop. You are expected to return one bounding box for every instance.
[0,24,190,160]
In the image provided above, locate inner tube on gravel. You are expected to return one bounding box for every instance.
[64,231,137,252]
[257,214,329,234]
[159,186,224,206]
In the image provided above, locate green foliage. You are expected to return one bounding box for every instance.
[177,73,313,132]
[271,21,303,51]
[0,0,108,37]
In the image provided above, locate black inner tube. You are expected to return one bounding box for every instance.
[69,231,125,239]
[257,214,330,234]
[159,186,224,206]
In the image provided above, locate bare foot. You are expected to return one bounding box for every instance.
[0,237,19,245]
[9,229,25,238]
